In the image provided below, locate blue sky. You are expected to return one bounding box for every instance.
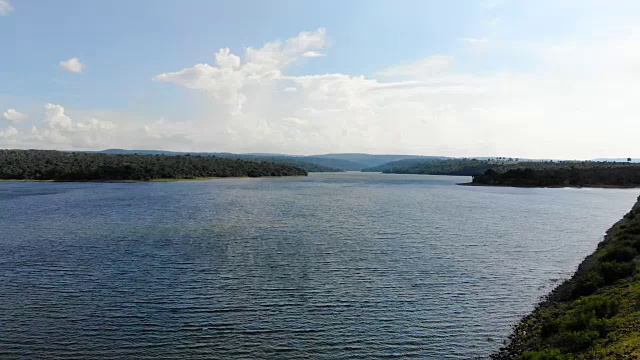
[1,0,640,158]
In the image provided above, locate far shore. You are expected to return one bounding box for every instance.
[0,176,308,183]
[458,182,639,189]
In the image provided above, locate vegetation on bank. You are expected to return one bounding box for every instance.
[95,149,342,172]
[361,157,449,172]
[379,158,640,180]
[228,155,343,172]
[97,149,441,172]
[471,166,640,188]
[379,158,505,175]
[0,150,308,181]
[492,196,640,359]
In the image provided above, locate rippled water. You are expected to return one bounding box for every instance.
[0,172,638,359]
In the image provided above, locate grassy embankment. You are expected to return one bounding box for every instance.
[492,196,640,359]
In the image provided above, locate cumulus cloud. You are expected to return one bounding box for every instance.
[154,28,326,114]
[5,27,640,159]
[58,57,86,73]
[375,55,453,79]
[0,103,204,151]
[150,27,640,158]
[2,109,27,122]
[0,126,17,139]
[25,104,116,148]
[461,37,489,46]
[303,51,326,57]
[0,0,13,15]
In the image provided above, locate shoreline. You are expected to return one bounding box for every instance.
[0,175,307,183]
[492,195,640,358]
[458,182,639,189]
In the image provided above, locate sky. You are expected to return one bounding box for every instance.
[1,0,639,159]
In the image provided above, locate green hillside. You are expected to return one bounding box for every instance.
[493,197,640,359]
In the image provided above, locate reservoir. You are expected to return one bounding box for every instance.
[0,172,637,359]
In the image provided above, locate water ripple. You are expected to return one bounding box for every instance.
[0,173,637,359]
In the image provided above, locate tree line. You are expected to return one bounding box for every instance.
[0,150,308,181]
[382,158,640,185]
[471,166,640,187]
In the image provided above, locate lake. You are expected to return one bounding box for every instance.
[0,172,638,359]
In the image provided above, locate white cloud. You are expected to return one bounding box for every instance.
[375,55,452,79]
[2,109,28,122]
[303,51,326,57]
[5,27,640,159]
[58,57,86,73]
[0,126,17,139]
[149,28,640,158]
[0,103,205,151]
[26,104,116,148]
[0,0,13,15]
[461,37,489,45]
[154,28,327,114]
[482,0,505,9]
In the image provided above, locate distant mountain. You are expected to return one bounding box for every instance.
[362,158,443,172]
[96,150,387,171]
[92,150,582,172]
[593,158,640,163]
[96,149,341,172]
[98,149,234,156]
[310,153,434,168]
[294,156,363,171]
[241,153,290,157]
[234,155,342,172]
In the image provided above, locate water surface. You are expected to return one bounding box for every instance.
[1,172,638,359]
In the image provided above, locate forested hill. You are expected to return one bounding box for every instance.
[97,149,341,172]
[379,159,511,175]
[362,157,449,172]
[471,166,640,188]
[98,150,437,171]
[378,158,640,181]
[0,150,307,181]
[232,155,342,172]
[492,197,640,359]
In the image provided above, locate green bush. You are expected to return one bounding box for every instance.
[572,271,604,297]
[574,296,619,318]
[623,224,640,236]
[520,349,569,360]
[598,246,637,263]
[538,296,619,352]
[599,261,635,284]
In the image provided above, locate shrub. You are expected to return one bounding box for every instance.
[598,246,637,263]
[520,349,569,360]
[555,330,600,352]
[572,271,604,297]
[540,296,619,352]
[571,295,619,319]
[625,210,636,220]
[623,224,640,236]
[599,261,635,284]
